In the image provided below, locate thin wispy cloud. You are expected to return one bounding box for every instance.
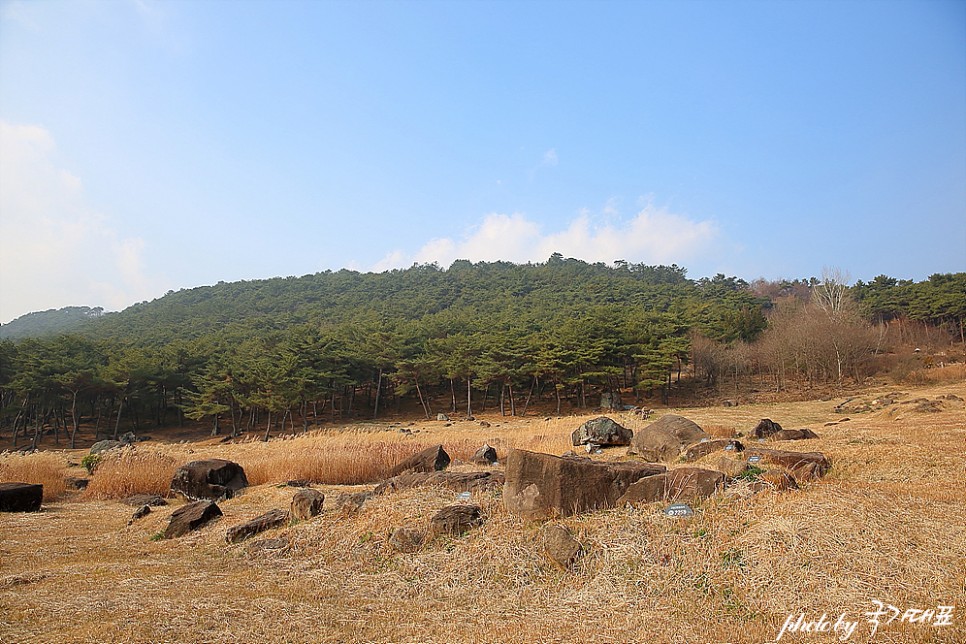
[370,205,719,272]
[541,148,558,166]
[0,120,169,322]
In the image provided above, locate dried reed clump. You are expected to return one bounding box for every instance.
[0,452,67,501]
[241,440,425,486]
[84,448,179,500]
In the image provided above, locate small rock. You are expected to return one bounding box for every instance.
[541,524,582,569]
[769,428,819,441]
[291,489,325,521]
[389,527,425,553]
[65,477,89,490]
[128,504,151,525]
[469,443,499,466]
[121,494,168,507]
[387,445,450,477]
[479,421,491,428]
[437,413,450,421]
[285,479,312,488]
[430,504,483,536]
[334,491,372,514]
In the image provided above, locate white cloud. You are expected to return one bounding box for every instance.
[0,120,169,323]
[541,148,558,167]
[371,205,719,272]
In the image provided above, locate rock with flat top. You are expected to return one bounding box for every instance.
[628,414,709,462]
[0,483,42,512]
[170,459,248,501]
[387,445,450,477]
[163,501,222,538]
[616,467,725,505]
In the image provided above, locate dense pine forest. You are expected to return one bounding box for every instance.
[1,258,963,448]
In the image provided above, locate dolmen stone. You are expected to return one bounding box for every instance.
[430,504,483,536]
[571,417,633,447]
[541,524,582,569]
[0,482,43,512]
[89,440,123,455]
[751,419,783,439]
[469,443,499,465]
[163,500,222,538]
[503,448,666,519]
[616,467,726,505]
[389,526,425,553]
[682,438,744,461]
[170,459,248,501]
[374,470,504,495]
[628,414,709,462]
[743,448,831,481]
[290,489,325,521]
[226,508,290,544]
[769,428,820,441]
[387,444,450,477]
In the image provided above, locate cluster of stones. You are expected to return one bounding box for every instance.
[504,414,831,521]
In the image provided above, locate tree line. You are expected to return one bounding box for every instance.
[0,259,962,448]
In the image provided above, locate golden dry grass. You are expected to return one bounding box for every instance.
[1,382,964,643]
[84,448,180,500]
[0,451,67,501]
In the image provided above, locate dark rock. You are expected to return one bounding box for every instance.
[374,471,504,495]
[751,419,783,439]
[769,428,819,441]
[541,524,582,569]
[503,449,666,519]
[479,421,491,428]
[682,439,744,461]
[66,477,89,490]
[0,482,43,512]
[571,417,633,447]
[469,443,499,465]
[121,494,168,507]
[430,504,483,536]
[291,489,324,521]
[628,414,708,462]
[128,505,151,524]
[225,509,290,544]
[387,445,450,477]
[616,467,725,505]
[170,459,248,501]
[389,526,425,553]
[163,501,222,538]
[743,448,831,481]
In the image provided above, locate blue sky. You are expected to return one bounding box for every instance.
[1,0,964,323]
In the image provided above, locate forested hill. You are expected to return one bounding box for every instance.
[83,259,770,347]
[0,306,105,341]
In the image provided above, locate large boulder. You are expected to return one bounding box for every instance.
[628,414,708,462]
[387,445,450,477]
[170,459,249,501]
[616,467,725,505]
[373,470,504,495]
[0,482,43,512]
[751,419,783,439]
[503,449,666,519]
[571,417,633,447]
[163,500,222,538]
[225,509,290,544]
[290,489,325,521]
[743,448,831,481]
[769,428,819,441]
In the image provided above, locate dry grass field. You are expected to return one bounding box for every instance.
[1,381,964,643]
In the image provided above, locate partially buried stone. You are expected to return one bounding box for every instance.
[430,504,483,536]
[225,509,290,544]
[389,526,425,553]
[163,501,222,538]
[128,504,151,525]
[541,524,582,569]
